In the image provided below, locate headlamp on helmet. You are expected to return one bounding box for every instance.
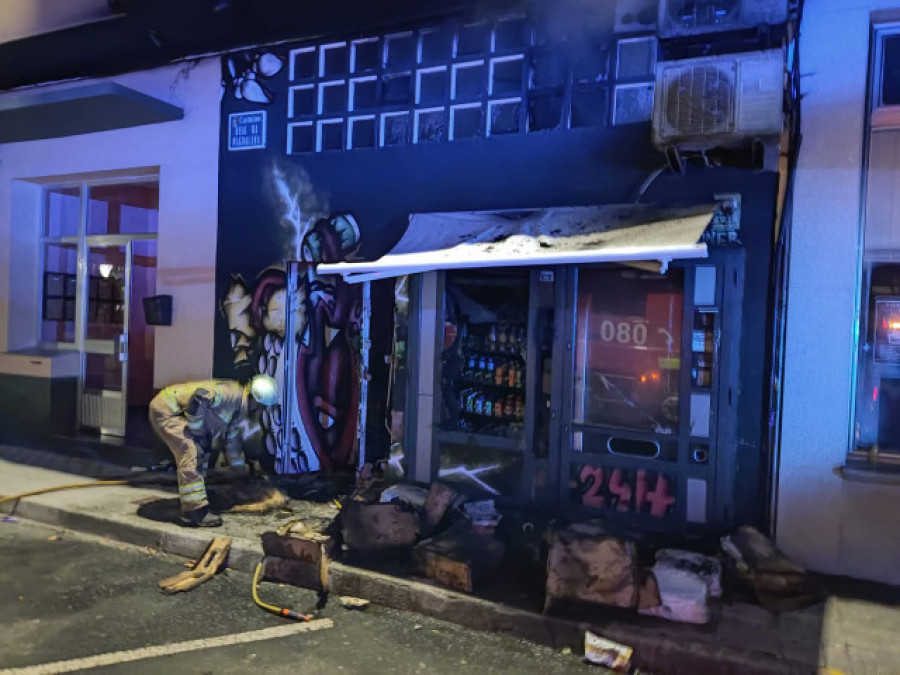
[249,374,278,406]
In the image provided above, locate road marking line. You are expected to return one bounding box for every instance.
[0,618,334,675]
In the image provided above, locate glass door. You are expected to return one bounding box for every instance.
[558,259,739,532]
[79,243,130,435]
[429,267,564,505]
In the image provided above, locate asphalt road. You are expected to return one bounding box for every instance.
[0,518,603,674]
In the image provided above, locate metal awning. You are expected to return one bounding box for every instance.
[316,204,717,283]
[0,82,184,143]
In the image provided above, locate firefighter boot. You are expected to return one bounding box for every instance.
[178,507,223,528]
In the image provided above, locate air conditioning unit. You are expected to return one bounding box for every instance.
[658,0,789,38]
[615,0,658,33]
[652,49,784,151]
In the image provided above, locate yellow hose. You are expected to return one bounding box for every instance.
[252,561,311,621]
[0,470,267,508]
[0,480,129,506]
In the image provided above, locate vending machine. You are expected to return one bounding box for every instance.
[410,250,746,534]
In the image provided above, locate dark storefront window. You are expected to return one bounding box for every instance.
[87,182,159,236]
[573,267,684,434]
[856,130,900,457]
[44,187,81,238]
[881,34,900,106]
[41,243,78,343]
[856,263,900,453]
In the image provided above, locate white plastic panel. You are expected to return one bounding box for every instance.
[690,392,711,438]
[694,266,717,306]
[686,477,707,523]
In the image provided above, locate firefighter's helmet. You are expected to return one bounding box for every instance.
[249,374,278,406]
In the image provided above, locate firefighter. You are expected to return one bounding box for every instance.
[148,374,278,527]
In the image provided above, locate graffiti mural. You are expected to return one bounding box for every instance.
[294,216,363,472]
[220,164,363,474]
[221,50,284,104]
[569,464,676,518]
[437,444,523,497]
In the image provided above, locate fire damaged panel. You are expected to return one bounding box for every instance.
[488,99,521,135]
[528,92,564,131]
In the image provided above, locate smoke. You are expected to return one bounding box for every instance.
[532,0,614,44]
[269,161,330,260]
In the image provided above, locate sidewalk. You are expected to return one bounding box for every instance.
[0,446,896,675]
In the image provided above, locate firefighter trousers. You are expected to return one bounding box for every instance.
[148,396,209,513]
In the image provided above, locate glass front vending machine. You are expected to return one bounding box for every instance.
[412,250,744,535]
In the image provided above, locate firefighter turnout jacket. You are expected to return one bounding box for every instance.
[149,380,250,512]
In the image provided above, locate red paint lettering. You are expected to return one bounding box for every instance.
[608,468,632,512]
[647,473,675,518]
[579,465,606,509]
[635,469,648,510]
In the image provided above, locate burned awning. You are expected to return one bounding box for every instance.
[316,204,717,283]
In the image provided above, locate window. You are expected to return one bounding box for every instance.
[39,179,159,346]
[41,244,77,343]
[853,25,900,462]
[86,183,159,236]
[573,267,684,434]
[282,14,653,153]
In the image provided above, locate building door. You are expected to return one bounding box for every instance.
[78,237,159,439]
[80,242,130,435]
[41,176,159,440]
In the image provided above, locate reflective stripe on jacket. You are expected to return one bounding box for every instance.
[154,380,247,455]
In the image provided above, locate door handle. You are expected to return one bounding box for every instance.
[115,334,128,362]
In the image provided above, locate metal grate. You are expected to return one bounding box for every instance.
[79,391,124,432]
[662,65,734,138]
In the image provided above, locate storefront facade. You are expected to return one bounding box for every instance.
[0,1,798,546]
[213,4,784,536]
[4,0,900,586]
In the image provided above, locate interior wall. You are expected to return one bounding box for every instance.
[778,0,900,585]
[0,58,221,387]
[128,243,156,405]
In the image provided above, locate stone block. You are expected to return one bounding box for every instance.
[413,529,505,593]
[342,500,419,551]
[544,530,636,609]
[261,530,329,592]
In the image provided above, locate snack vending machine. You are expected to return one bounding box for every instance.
[413,250,744,534]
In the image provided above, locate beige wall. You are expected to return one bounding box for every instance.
[780,0,900,584]
[0,0,116,44]
[0,58,221,386]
